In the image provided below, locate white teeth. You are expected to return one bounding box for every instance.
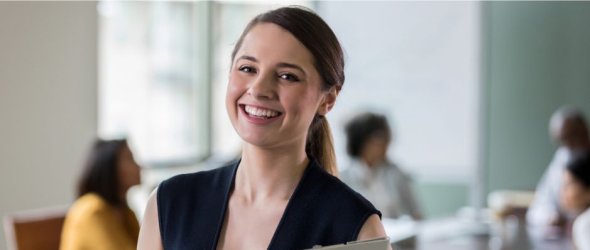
[244,105,279,118]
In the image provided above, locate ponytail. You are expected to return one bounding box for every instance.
[306,115,338,176]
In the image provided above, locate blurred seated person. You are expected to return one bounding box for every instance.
[340,112,422,220]
[60,139,141,250]
[560,150,590,250]
[527,107,590,229]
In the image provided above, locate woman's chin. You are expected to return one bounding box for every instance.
[238,132,272,148]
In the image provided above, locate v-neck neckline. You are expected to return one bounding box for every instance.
[212,158,316,250]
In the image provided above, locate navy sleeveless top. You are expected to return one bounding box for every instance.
[157,158,381,250]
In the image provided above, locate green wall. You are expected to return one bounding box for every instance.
[414,181,469,218]
[485,2,590,194]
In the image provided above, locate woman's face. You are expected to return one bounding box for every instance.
[117,143,141,193]
[226,23,336,149]
[560,171,590,212]
[361,134,390,167]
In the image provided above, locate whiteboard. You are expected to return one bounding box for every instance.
[318,2,482,180]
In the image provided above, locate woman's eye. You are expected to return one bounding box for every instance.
[279,73,300,82]
[238,66,256,73]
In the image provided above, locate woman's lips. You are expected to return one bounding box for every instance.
[239,104,283,125]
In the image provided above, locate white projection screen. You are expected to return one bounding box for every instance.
[318,2,482,181]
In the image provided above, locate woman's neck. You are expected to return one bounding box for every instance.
[117,189,130,209]
[362,156,385,169]
[235,143,309,204]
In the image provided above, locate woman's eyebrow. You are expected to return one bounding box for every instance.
[238,55,258,62]
[277,62,307,76]
[237,55,307,76]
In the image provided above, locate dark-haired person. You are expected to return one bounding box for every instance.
[138,6,390,250]
[340,112,422,220]
[60,139,141,250]
[560,151,590,250]
[528,107,590,229]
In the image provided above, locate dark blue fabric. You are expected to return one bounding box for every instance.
[157,158,381,250]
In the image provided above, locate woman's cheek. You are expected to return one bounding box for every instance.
[226,78,241,103]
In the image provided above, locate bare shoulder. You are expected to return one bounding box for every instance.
[137,188,163,250]
[357,214,393,250]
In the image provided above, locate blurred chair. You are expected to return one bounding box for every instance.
[488,190,535,220]
[3,206,69,250]
[488,190,535,249]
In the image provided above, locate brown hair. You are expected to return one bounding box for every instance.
[566,150,590,188]
[345,112,391,158]
[78,138,128,206]
[231,6,344,175]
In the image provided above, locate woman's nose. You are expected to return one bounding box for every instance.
[248,73,276,99]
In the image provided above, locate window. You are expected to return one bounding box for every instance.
[99,2,206,166]
[98,1,309,167]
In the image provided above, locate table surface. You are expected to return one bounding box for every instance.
[383,216,573,250]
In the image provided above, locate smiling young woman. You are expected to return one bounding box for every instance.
[138,6,390,250]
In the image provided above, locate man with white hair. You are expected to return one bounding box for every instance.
[527,107,590,229]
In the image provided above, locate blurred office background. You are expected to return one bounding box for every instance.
[1,1,590,248]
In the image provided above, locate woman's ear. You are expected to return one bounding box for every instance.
[317,87,339,116]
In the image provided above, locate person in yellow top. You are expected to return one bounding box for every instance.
[60,139,141,250]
